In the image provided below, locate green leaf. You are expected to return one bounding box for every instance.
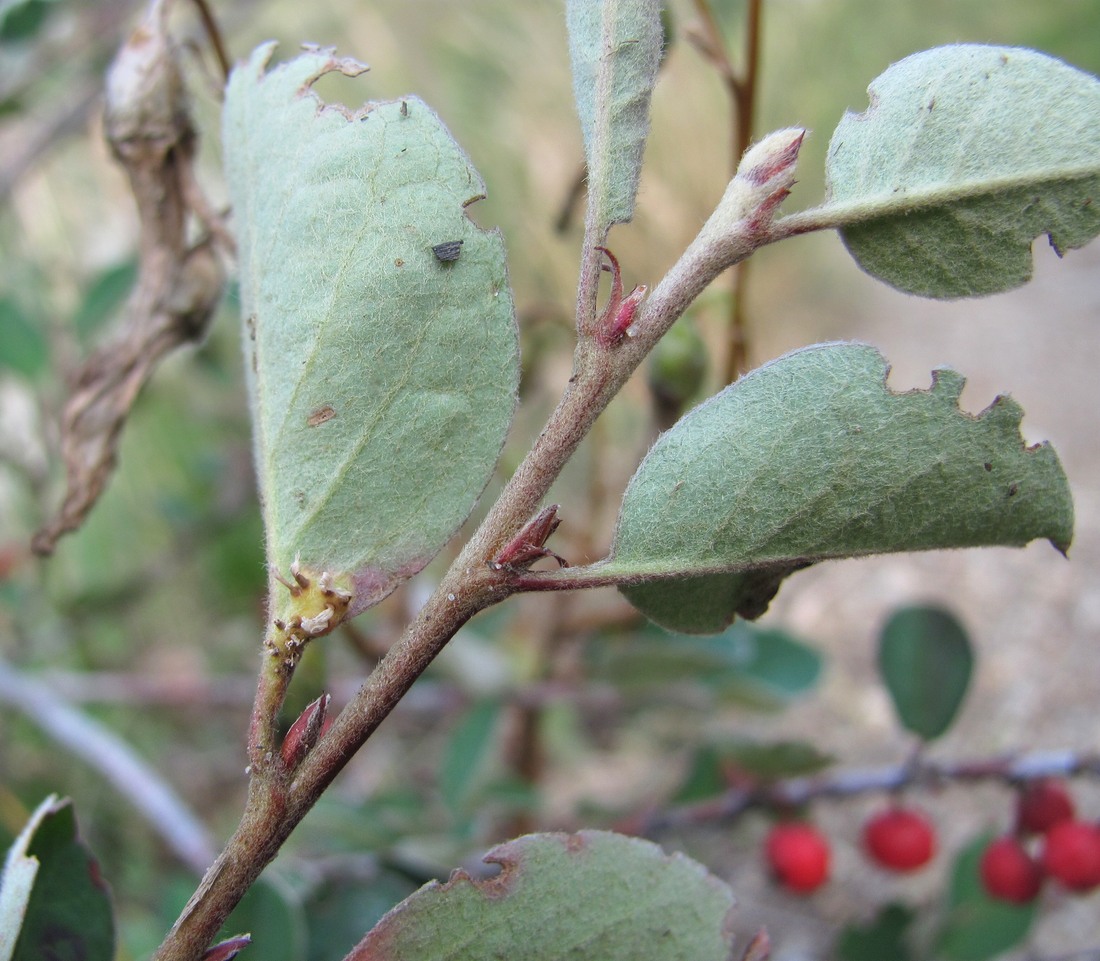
[588,621,822,708]
[567,0,663,231]
[305,871,419,961]
[346,831,735,961]
[0,299,47,380]
[724,740,835,781]
[224,45,519,623]
[601,343,1073,633]
[836,903,915,961]
[936,834,1036,961]
[72,260,138,343]
[439,699,502,814]
[218,876,305,961]
[0,0,55,43]
[0,795,114,961]
[824,45,1100,298]
[675,740,835,804]
[878,605,974,740]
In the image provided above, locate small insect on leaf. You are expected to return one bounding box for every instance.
[307,404,336,427]
[432,240,464,262]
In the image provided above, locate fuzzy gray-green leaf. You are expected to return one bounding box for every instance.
[606,343,1073,633]
[567,0,663,231]
[224,45,519,621]
[346,831,735,961]
[824,45,1100,298]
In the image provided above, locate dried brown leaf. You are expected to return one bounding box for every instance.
[32,0,226,555]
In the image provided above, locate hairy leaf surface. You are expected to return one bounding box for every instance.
[567,0,663,231]
[604,343,1073,633]
[346,831,735,961]
[824,45,1100,297]
[224,45,519,621]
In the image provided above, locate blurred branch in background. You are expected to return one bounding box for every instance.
[685,0,763,383]
[627,748,1100,838]
[0,657,216,873]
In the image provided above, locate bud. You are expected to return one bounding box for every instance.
[490,505,568,571]
[736,128,806,192]
[592,246,647,348]
[202,936,252,961]
[280,693,331,770]
[700,128,806,244]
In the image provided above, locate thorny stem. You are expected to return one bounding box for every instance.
[152,126,815,961]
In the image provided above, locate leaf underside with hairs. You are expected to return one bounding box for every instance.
[567,0,663,233]
[824,44,1100,298]
[600,342,1073,634]
[224,44,519,622]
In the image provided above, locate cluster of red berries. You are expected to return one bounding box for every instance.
[980,779,1100,903]
[765,805,936,894]
[763,780,1100,902]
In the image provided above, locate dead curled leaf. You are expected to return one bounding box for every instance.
[32,0,226,556]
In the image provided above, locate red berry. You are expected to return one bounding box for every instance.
[980,836,1044,904]
[765,822,830,893]
[863,807,937,872]
[1041,820,1100,892]
[1016,779,1076,835]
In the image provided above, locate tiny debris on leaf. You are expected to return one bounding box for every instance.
[432,239,464,262]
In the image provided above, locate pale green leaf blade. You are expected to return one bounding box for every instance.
[224,45,519,621]
[345,831,736,961]
[604,343,1073,633]
[824,45,1100,298]
[567,0,663,230]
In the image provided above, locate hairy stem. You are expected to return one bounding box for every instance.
[151,160,807,961]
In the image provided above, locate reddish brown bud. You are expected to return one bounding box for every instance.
[490,505,568,571]
[593,247,647,348]
[739,929,772,961]
[280,693,331,770]
[202,935,252,961]
[739,129,805,188]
